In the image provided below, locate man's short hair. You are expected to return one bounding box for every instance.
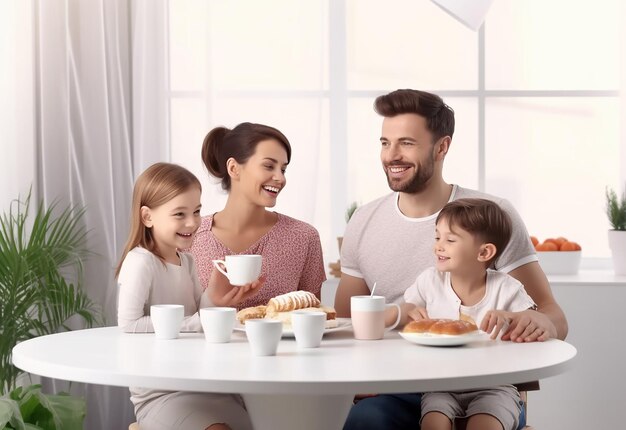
[436,198,512,262]
[374,89,455,142]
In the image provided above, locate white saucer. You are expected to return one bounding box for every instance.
[399,330,486,347]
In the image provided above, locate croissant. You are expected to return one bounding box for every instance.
[266,291,320,315]
[236,305,267,324]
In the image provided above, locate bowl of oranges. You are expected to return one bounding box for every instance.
[532,236,581,275]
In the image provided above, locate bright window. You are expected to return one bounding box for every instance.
[168,0,624,264]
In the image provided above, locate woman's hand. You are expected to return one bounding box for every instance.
[208,268,265,307]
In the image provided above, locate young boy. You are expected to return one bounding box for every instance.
[403,198,538,430]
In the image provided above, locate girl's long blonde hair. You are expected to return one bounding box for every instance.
[115,162,201,278]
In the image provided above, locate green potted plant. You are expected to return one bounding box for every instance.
[329,202,360,278]
[0,191,102,429]
[606,185,626,275]
[337,201,359,253]
[345,201,359,224]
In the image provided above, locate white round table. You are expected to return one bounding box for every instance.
[12,326,576,430]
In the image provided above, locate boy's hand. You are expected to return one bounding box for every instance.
[391,303,421,328]
[480,310,513,339]
[407,306,429,321]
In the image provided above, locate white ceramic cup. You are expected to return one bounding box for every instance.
[150,304,184,340]
[212,254,262,286]
[291,311,326,348]
[350,295,401,340]
[245,319,283,356]
[200,307,236,343]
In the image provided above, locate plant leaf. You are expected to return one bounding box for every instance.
[0,191,102,393]
[0,397,26,430]
[606,186,626,230]
[43,393,86,430]
[0,384,87,430]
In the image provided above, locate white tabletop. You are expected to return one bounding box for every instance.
[12,325,576,395]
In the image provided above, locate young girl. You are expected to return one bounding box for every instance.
[190,122,326,309]
[116,162,252,430]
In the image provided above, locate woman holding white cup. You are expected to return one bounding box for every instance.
[190,122,326,309]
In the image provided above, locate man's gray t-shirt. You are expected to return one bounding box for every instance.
[340,185,537,304]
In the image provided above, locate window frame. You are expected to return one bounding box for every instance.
[165,0,623,267]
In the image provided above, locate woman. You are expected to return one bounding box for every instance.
[190,122,326,309]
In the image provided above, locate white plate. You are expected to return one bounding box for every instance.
[399,330,485,347]
[234,318,352,338]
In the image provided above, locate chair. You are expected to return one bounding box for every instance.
[516,380,540,429]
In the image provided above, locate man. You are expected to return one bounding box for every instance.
[335,89,568,430]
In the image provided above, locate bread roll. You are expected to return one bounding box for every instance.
[402,319,478,336]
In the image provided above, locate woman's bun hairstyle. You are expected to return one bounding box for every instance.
[201,126,230,180]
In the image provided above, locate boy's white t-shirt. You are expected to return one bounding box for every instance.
[341,185,537,304]
[404,267,536,326]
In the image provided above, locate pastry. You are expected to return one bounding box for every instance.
[266,291,320,315]
[236,305,267,324]
[267,306,337,329]
[402,318,478,336]
[237,291,336,328]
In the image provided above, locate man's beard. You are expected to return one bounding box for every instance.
[385,156,435,194]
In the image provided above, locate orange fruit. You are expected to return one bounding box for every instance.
[530,236,539,247]
[544,238,560,248]
[553,237,567,247]
[536,242,558,251]
[558,241,581,251]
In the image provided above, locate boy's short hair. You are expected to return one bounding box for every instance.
[436,198,512,262]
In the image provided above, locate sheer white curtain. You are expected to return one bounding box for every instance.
[0,1,35,206]
[32,0,167,428]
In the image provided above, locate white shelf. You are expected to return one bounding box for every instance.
[547,270,626,286]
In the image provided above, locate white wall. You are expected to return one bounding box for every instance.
[530,283,626,428]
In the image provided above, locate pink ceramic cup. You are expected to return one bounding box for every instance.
[351,295,401,340]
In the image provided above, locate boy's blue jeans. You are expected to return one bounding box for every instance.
[342,393,526,430]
